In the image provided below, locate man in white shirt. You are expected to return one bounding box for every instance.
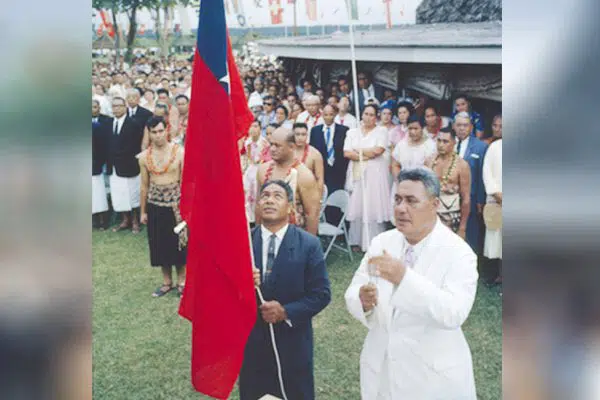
[241,180,331,400]
[345,167,478,400]
[335,96,358,129]
[295,95,324,140]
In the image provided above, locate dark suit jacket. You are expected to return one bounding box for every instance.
[106,116,144,177]
[240,225,331,400]
[92,115,112,175]
[310,123,349,193]
[463,137,488,206]
[130,106,153,128]
[463,137,488,253]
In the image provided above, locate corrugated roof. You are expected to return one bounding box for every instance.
[257,21,501,49]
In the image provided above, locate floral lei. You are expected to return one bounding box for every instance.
[147,144,179,175]
[432,152,457,187]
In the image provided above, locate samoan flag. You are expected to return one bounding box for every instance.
[178,1,256,399]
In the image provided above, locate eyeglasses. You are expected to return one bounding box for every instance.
[263,102,273,106]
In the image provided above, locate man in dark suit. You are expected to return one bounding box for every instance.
[125,88,153,128]
[107,96,144,233]
[92,99,111,229]
[240,180,331,400]
[454,112,488,255]
[310,104,349,224]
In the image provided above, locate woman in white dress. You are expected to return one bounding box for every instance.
[390,115,437,221]
[344,104,392,252]
[482,115,502,284]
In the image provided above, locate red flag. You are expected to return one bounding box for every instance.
[269,0,284,24]
[305,0,317,21]
[178,1,256,399]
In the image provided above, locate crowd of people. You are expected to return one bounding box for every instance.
[92,50,502,399]
[92,52,503,296]
[236,55,503,285]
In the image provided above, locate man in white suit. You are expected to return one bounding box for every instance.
[345,167,478,399]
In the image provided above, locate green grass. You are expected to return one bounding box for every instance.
[93,229,501,399]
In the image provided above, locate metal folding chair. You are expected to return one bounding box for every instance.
[318,190,353,261]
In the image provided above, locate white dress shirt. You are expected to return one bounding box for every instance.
[128,106,138,118]
[322,123,335,143]
[113,115,126,135]
[260,223,292,327]
[260,224,289,277]
[335,113,358,129]
[455,136,470,159]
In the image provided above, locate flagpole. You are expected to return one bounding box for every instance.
[345,1,371,261]
[293,0,297,36]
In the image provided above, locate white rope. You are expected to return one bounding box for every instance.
[255,285,289,400]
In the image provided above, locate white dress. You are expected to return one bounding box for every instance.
[482,139,502,259]
[344,126,391,250]
[389,138,437,220]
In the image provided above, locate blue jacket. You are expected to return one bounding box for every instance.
[240,225,331,400]
[463,137,488,206]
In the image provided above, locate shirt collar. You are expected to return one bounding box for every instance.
[403,218,438,253]
[322,123,334,131]
[261,224,289,242]
[115,115,126,125]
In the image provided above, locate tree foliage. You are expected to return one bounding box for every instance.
[93,0,194,63]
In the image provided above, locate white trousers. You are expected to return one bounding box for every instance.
[109,172,140,212]
[92,174,109,214]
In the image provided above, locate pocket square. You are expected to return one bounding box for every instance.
[470,153,480,159]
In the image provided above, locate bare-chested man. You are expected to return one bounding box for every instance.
[425,127,471,239]
[256,127,321,235]
[293,122,324,197]
[139,116,187,298]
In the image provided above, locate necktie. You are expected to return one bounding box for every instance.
[456,139,462,155]
[264,234,277,283]
[405,246,416,268]
[393,245,416,318]
[113,120,119,136]
[325,126,335,166]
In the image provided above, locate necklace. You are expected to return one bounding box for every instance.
[147,144,179,175]
[265,159,300,181]
[431,152,457,187]
[296,145,309,164]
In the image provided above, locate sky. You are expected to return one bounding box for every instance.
[93,0,423,33]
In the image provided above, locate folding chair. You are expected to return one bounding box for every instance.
[318,190,353,261]
[319,184,328,223]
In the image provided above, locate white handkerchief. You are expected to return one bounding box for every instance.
[470,153,480,159]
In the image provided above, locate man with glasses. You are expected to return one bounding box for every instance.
[295,95,324,141]
[453,112,488,254]
[259,95,277,136]
[106,97,144,234]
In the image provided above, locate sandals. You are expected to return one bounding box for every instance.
[176,284,185,298]
[152,284,173,297]
[112,222,131,232]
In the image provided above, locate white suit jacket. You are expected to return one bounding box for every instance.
[345,219,478,399]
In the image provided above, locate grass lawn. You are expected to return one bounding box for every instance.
[93,229,501,399]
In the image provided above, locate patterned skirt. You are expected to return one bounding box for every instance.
[146,182,187,267]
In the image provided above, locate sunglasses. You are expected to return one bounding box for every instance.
[263,102,273,106]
